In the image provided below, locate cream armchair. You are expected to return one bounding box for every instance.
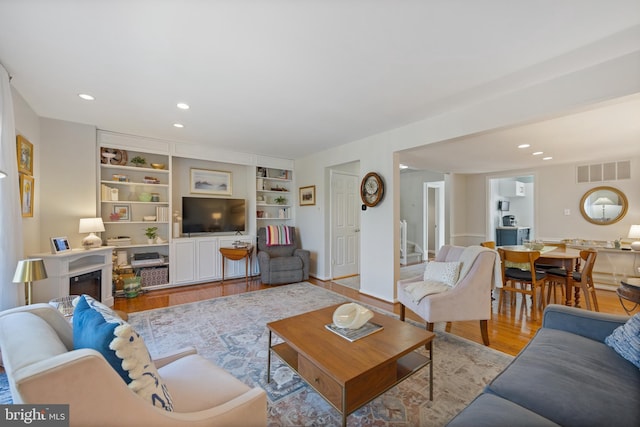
[397,245,498,346]
[0,304,266,427]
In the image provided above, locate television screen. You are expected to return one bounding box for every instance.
[182,197,246,234]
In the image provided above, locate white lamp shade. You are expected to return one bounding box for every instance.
[79,218,105,249]
[592,197,614,206]
[79,217,105,233]
[628,225,640,251]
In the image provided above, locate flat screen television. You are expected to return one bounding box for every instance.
[182,197,246,234]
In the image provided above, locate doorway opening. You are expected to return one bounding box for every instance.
[424,181,445,258]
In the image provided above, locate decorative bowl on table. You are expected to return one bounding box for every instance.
[143,216,156,221]
[332,303,373,329]
[530,242,544,250]
[150,163,165,170]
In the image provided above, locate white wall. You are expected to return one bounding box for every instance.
[11,88,41,257]
[295,51,640,302]
[462,157,640,245]
[399,170,445,251]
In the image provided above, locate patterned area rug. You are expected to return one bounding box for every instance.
[0,283,512,426]
[334,263,426,290]
[129,283,511,426]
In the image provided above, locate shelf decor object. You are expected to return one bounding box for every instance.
[79,217,105,249]
[13,258,48,305]
[628,225,640,251]
[190,168,232,195]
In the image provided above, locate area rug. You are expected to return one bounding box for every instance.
[0,283,513,426]
[334,263,426,290]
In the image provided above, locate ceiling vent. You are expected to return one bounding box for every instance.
[576,160,631,183]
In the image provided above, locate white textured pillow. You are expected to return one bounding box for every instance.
[423,261,462,287]
[110,322,174,410]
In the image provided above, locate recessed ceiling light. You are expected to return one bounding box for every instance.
[532,151,543,156]
[78,93,95,101]
[177,102,190,110]
[518,144,530,149]
[173,123,184,128]
[543,156,553,160]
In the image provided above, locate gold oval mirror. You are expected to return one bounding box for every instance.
[579,186,628,225]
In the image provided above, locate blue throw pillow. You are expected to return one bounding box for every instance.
[605,313,640,369]
[73,295,174,410]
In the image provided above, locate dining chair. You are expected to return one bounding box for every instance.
[545,249,599,311]
[480,241,496,249]
[497,248,547,321]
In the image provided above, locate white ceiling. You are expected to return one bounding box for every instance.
[1,1,639,171]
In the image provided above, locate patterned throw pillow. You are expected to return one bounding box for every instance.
[73,295,174,410]
[605,313,640,369]
[423,261,462,287]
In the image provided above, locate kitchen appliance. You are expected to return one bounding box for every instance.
[503,215,516,226]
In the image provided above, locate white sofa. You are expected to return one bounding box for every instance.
[0,303,266,427]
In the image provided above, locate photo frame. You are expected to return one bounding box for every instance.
[19,174,34,217]
[17,135,34,175]
[50,237,71,254]
[112,204,131,221]
[299,185,316,206]
[190,168,232,195]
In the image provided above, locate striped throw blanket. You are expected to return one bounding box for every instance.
[266,225,292,246]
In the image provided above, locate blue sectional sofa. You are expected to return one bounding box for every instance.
[447,304,639,427]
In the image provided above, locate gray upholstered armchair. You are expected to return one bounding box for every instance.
[257,226,310,284]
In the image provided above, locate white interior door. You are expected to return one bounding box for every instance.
[331,171,360,278]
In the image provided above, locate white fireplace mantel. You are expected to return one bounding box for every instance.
[29,246,114,307]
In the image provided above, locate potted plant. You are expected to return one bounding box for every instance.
[274,196,287,205]
[130,156,146,167]
[144,227,158,244]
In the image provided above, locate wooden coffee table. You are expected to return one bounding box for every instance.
[267,304,434,426]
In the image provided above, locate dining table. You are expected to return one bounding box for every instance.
[500,245,583,307]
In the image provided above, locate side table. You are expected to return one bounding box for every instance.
[219,245,254,285]
[617,278,640,314]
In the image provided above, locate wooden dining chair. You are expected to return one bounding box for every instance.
[545,249,599,311]
[480,241,496,249]
[497,248,547,321]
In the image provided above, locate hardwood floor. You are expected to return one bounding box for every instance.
[114,275,635,357]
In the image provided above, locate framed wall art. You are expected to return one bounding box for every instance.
[112,204,131,221]
[19,174,34,217]
[17,135,34,175]
[299,185,316,206]
[190,168,232,195]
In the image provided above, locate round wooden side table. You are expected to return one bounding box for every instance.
[617,278,640,314]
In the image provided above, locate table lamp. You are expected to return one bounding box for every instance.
[628,225,640,251]
[592,197,614,221]
[13,259,48,305]
[79,217,105,249]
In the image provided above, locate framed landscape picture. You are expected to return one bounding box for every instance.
[190,168,232,195]
[17,135,34,175]
[19,174,34,217]
[299,185,316,206]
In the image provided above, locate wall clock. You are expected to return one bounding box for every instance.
[360,172,384,207]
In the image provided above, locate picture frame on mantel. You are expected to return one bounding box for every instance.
[299,185,316,206]
[190,168,232,196]
[17,135,34,175]
[19,174,34,217]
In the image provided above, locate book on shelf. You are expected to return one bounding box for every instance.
[324,322,383,342]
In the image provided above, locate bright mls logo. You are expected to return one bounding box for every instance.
[1,405,69,426]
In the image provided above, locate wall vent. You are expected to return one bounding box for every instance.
[576,160,631,183]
